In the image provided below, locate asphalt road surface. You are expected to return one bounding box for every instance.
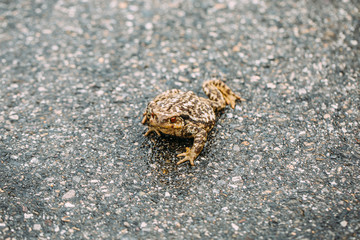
[1,0,359,239]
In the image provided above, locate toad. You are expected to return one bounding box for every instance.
[142,80,244,165]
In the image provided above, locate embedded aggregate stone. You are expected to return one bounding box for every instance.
[0,0,359,239]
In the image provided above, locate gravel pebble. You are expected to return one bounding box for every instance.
[62,190,76,200]
[33,224,42,231]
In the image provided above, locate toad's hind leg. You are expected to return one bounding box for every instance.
[203,80,245,110]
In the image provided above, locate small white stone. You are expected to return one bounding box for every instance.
[250,75,260,82]
[178,76,190,82]
[324,114,331,119]
[298,88,307,95]
[54,109,62,115]
[299,131,306,136]
[62,190,76,200]
[0,223,6,227]
[24,213,33,219]
[233,145,240,151]
[10,83,19,89]
[30,158,39,164]
[145,22,153,30]
[38,87,47,92]
[96,90,104,96]
[179,64,188,72]
[164,192,170,197]
[232,176,242,182]
[33,224,42,231]
[266,83,276,89]
[129,5,139,11]
[42,29,52,34]
[140,222,147,228]
[340,220,347,227]
[188,57,196,63]
[9,115,19,120]
[221,207,229,212]
[51,45,59,51]
[231,223,239,231]
[64,202,75,208]
[73,176,81,183]
[350,40,358,46]
[237,116,243,122]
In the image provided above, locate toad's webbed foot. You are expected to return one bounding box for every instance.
[144,127,161,136]
[223,91,246,109]
[176,147,197,166]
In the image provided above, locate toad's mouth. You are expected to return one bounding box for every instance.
[147,118,183,130]
[153,124,182,130]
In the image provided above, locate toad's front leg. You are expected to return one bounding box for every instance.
[176,127,207,166]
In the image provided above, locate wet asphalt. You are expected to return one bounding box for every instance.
[0,0,359,239]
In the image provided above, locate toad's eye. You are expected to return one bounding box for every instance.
[151,113,154,117]
[170,117,177,123]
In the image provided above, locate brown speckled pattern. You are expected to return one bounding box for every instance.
[142,80,244,166]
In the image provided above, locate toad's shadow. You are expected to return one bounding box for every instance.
[140,125,220,188]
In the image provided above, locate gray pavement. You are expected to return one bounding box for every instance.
[1,0,359,239]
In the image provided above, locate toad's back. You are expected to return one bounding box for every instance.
[152,89,216,125]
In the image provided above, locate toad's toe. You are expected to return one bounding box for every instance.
[224,93,245,109]
[176,147,196,166]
